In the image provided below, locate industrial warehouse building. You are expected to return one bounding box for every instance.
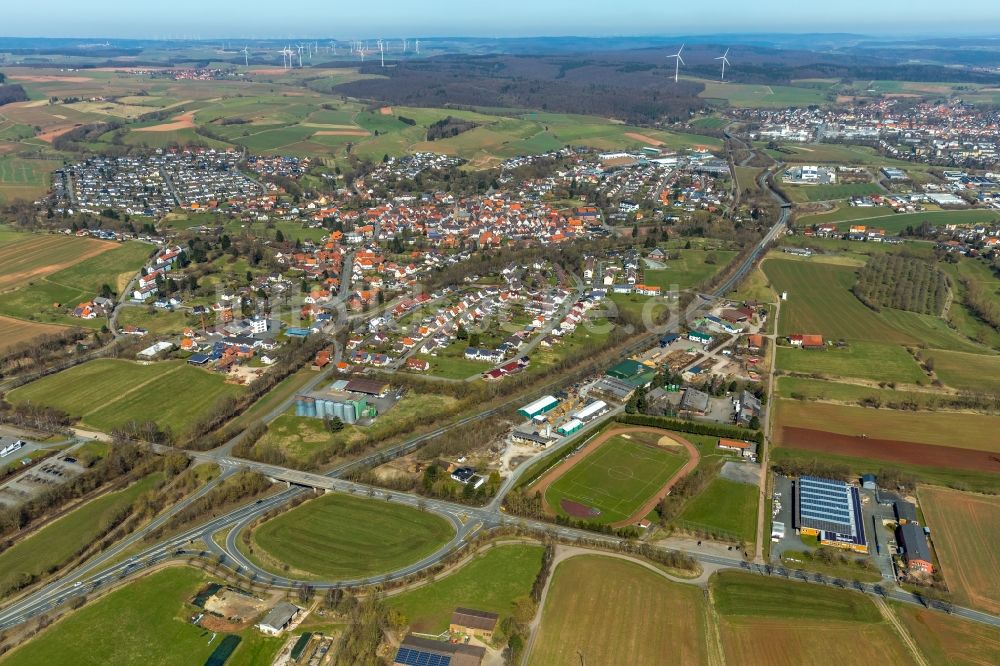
[557,418,584,435]
[794,476,868,553]
[572,399,608,422]
[519,395,559,419]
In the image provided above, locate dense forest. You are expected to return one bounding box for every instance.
[0,84,28,107]
[333,55,706,125]
[853,255,950,315]
[425,116,478,141]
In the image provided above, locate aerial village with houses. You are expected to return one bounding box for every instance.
[4,47,1000,662]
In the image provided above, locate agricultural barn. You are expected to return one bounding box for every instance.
[896,522,933,574]
[256,602,300,636]
[794,476,868,553]
[519,395,559,419]
[449,608,499,640]
[344,378,390,397]
[393,635,485,666]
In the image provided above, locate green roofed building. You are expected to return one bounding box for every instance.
[607,359,646,381]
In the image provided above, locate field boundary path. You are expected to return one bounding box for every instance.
[528,426,700,529]
[873,597,930,666]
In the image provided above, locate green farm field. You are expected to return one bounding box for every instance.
[246,493,454,580]
[0,233,113,291]
[763,258,925,344]
[0,240,151,327]
[698,81,828,108]
[896,604,1000,665]
[7,359,243,436]
[918,486,1000,616]
[711,571,911,666]
[676,477,758,543]
[0,567,281,666]
[529,555,707,666]
[642,249,737,291]
[786,182,883,203]
[388,544,544,634]
[918,349,1000,394]
[774,399,1000,452]
[775,342,928,384]
[543,433,690,524]
[0,473,162,597]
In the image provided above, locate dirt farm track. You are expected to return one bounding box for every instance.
[531,426,700,528]
[779,427,1000,473]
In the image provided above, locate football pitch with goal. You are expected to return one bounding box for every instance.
[544,434,688,524]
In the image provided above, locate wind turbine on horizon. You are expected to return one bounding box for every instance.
[667,45,685,83]
[715,48,731,82]
[240,46,250,67]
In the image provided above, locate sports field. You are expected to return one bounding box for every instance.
[896,604,1000,666]
[7,359,243,436]
[711,571,911,666]
[529,555,707,666]
[388,544,543,634]
[247,493,454,580]
[0,473,162,597]
[539,428,695,525]
[774,399,1000,452]
[0,566,281,666]
[676,477,758,543]
[918,486,1000,615]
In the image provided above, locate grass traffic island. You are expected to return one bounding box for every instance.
[533,427,698,527]
[710,571,913,666]
[387,543,544,634]
[529,555,707,665]
[244,493,455,581]
[0,566,282,666]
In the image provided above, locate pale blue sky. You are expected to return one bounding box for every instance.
[4,0,998,38]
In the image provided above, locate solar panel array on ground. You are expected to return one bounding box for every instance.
[394,646,452,666]
[795,476,857,535]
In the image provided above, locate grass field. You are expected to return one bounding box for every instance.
[712,571,911,666]
[0,473,161,597]
[918,486,1000,615]
[115,307,193,336]
[775,341,928,384]
[529,555,707,666]
[699,81,828,108]
[248,493,454,580]
[388,544,543,634]
[544,433,689,524]
[788,182,883,203]
[799,207,999,231]
[676,477,758,543]
[7,359,243,436]
[896,603,1000,666]
[0,234,112,291]
[0,566,281,666]
[0,240,151,327]
[774,399,1000,452]
[917,349,1000,394]
[642,249,737,291]
[777,375,959,407]
[763,258,924,345]
[0,315,68,352]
